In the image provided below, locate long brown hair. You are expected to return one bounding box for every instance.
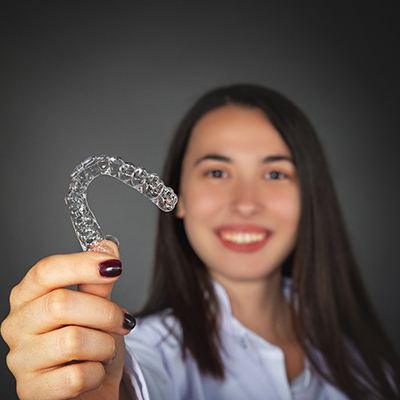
[137,84,400,399]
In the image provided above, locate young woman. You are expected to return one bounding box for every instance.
[2,84,399,400]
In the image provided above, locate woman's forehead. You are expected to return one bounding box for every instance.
[186,105,292,157]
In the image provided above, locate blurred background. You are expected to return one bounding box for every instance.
[1,1,399,397]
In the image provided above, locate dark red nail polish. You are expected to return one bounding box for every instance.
[123,312,136,330]
[99,259,122,277]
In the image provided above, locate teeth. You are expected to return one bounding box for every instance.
[220,232,266,244]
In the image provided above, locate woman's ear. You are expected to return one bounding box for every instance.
[176,198,185,219]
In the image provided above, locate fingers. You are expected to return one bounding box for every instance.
[1,240,130,400]
[15,361,106,400]
[7,326,116,373]
[7,288,134,339]
[10,243,122,309]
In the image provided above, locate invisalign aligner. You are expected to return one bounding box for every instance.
[65,155,178,251]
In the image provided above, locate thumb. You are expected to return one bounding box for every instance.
[78,239,121,299]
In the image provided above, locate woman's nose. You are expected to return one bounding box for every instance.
[229,180,264,217]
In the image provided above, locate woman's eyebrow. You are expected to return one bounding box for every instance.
[262,155,295,164]
[194,154,231,165]
[194,153,294,166]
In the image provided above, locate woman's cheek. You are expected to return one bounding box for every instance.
[185,184,225,217]
[269,188,301,225]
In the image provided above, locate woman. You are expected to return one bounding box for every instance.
[2,84,399,400]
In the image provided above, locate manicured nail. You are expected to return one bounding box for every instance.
[99,259,122,277]
[123,312,136,330]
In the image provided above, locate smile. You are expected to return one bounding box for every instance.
[215,225,271,253]
[220,232,266,244]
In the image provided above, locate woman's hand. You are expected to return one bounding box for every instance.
[0,241,135,400]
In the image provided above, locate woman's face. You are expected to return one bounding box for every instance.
[177,105,301,283]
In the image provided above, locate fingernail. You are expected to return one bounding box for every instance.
[106,235,120,248]
[123,312,136,330]
[99,259,122,277]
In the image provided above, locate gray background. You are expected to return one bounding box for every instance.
[1,1,399,397]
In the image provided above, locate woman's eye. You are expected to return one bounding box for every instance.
[205,169,226,178]
[265,170,287,180]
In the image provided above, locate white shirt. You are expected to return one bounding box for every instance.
[124,280,349,400]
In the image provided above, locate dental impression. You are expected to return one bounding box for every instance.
[65,155,178,251]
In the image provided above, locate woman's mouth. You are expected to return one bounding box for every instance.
[215,225,271,252]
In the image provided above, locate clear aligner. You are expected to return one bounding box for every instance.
[65,155,178,251]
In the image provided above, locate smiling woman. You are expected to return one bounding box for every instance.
[2,84,399,400]
[128,84,400,399]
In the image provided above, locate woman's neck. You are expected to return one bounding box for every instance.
[214,271,295,345]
